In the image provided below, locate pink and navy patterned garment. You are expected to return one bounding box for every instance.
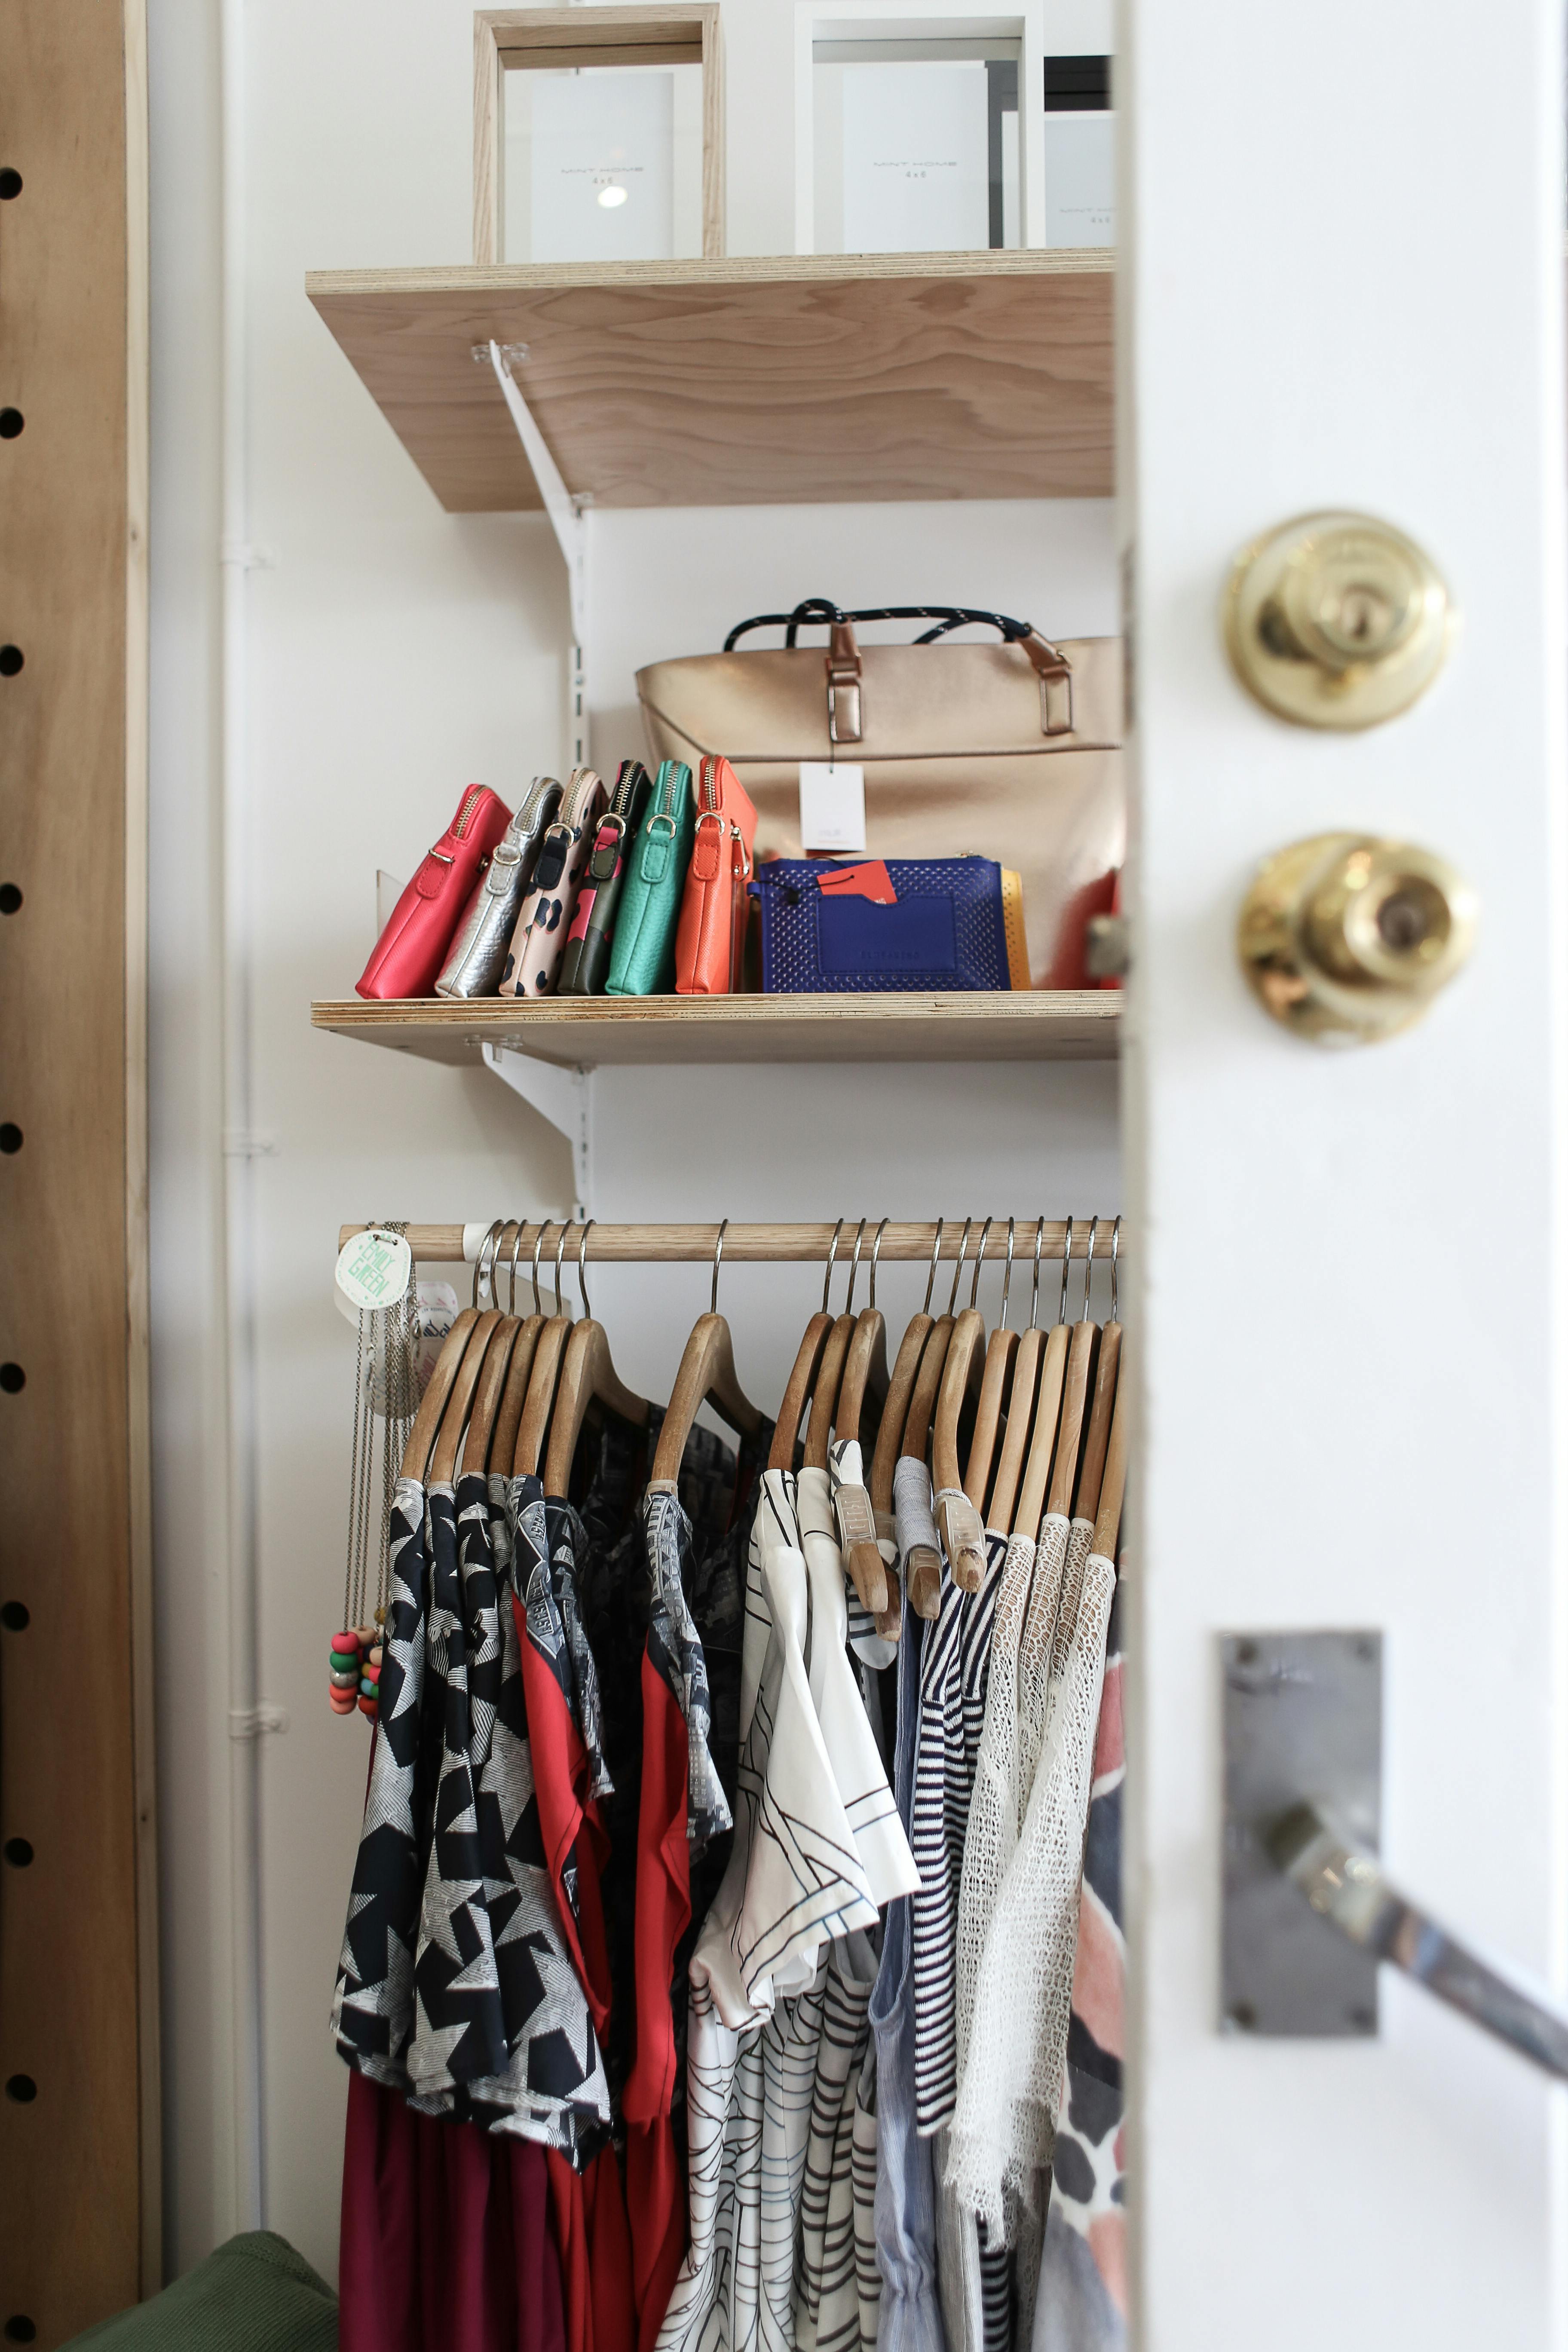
[1033,1570,1126,2351]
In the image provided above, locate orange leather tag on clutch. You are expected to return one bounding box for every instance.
[817,859,897,905]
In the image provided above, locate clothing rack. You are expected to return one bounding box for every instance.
[336,1218,1121,1268]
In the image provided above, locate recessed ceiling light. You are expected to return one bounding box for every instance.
[597,184,628,208]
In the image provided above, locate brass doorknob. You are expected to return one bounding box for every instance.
[1238,833,1476,1044]
[1224,512,1455,728]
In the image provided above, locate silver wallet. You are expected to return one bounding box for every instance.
[434,775,564,998]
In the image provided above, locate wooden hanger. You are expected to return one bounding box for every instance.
[767,1218,847,1473]
[651,1221,763,1486]
[514,1221,576,1478]
[485,1225,542,1476]
[893,1219,974,1614]
[802,1314,856,1469]
[1090,1370,1128,1565]
[429,1308,503,1485]
[1072,1221,1123,1525]
[543,1222,651,1496]
[932,1277,988,1591]
[1044,1218,1102,1525]
[459,1318,526,1481]
[831,1219,891,1451]
[399,1308,481,1483]
[868,1217,946,1518]
[491,1314,543,1473]
[1012,1217,1078,1538]
[960,1216,1025,1517]
[984,1219,1050,1535]
[900,1216,972,1464]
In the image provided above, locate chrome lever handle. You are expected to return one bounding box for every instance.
[1269,1804,1568,2082]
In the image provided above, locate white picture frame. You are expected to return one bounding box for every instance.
[793,2,1047,254]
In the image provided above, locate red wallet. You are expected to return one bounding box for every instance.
[674,756,757,995]
[355,785,513,1000]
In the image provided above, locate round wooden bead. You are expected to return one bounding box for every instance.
[355,1623,377,1647]
[329,1652,360,1675]
[357,1694,377,1718]
[329,1688,356,1715]
[331,1630,360,1655]
[368,1644,383,1668]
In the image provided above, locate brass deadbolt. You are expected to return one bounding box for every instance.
[1238,833,1476,1044]
[1224,512,1455,728]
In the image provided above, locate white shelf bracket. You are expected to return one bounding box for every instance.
[482,1042,594,1222]
[484,338,592,770]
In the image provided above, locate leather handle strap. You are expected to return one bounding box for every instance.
[1018,627,1075,737]
[721,600,1076,741]
[826,617,863,745]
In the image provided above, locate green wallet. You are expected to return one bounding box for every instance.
[605,759,695,996]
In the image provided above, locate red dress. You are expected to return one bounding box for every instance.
[340,2072,566,2352]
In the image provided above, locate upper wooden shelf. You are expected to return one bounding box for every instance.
[306,251,1114,512]
[311,991,1121,1069]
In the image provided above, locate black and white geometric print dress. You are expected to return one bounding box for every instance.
[330,1471,612,2160]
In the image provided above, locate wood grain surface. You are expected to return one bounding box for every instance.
[0,4,154,2341]
[310,988,1121,1067]
[306,250,1114,510]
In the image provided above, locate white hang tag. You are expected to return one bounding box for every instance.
[799,761,867,855]
[413,1280,460,1395]
[335,1226,413,1319]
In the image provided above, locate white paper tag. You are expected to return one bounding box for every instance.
[799,761,867,854]
[335,1227,413,1317]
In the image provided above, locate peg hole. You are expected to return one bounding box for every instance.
[4,2318,38,2344]
[0,411,20,440]
[5,2076,37,2104]
[3,1840,33,1868]
[0,1604,29,1631]
[0,648,22,677]
[0,886,19,914]
[0,1127,21,1154]
[0,1366,24,1394]
[0,169,21,200]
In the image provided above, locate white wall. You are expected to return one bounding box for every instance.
[147,0,1120,2286]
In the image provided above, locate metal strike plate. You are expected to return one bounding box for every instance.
[1221,1629,1382,2036]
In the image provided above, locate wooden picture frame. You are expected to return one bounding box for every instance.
[474,5,726,265]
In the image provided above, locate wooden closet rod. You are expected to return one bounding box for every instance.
[337,1219,1121,1266]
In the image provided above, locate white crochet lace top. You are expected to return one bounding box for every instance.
[942,1537,1115,2247]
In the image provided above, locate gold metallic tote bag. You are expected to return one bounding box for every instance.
[635,600,1124,988]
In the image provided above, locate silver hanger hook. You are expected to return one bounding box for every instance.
[869,1217,889,1311]
[947,1217,973,1316]
[473,1219,504,1310]
[507,1219,527,1315]
[576,1220,593,1320]
[1080,1215,1100,1320]
[554,1221,573,1320]
[1058,1215,1075,1324]
[969,1216,995,1311]
[822,1218,845,1314]
[1029,1216,1046,1330]
[1109,1214,1122,1323]
[999,1217,1017,1328]
[845,1219,868,1315]
[531,1219,549,1314]
[922,1218,946,1315]
[711,1218,729,1317]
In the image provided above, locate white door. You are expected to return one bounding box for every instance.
[1122,3,1568,2345]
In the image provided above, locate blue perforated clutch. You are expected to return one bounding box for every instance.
[750,858,1029,993]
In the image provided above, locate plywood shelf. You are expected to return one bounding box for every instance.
[310,990,1121,1069]
[306,250,1114,511]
